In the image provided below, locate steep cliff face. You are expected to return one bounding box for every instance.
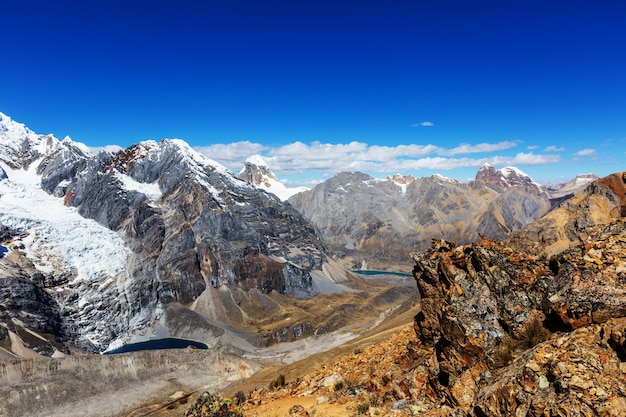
[288,170,551,269]
[0,113,339,354]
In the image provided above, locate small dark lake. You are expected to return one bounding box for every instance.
[105,338,208,354]
[353,270,412,278]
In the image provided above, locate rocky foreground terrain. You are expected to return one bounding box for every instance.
[207,201,626,416]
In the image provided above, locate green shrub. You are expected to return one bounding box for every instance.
[269,374,286,390]
[355,402,369,415]
[519,313,551,349]
[233,390,246,405]
[333,379,345,392]
[185,392,243,417]
[494,337,516,368]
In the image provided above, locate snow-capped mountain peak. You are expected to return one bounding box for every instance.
[244,154,271,169]
[0,111,35,139]
[476,163,542,190]
[0,111,331,354]
[238,154,308,201]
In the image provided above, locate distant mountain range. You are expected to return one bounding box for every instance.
[282,164,594,270]
[4,111,626,417]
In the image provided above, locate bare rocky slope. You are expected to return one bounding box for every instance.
[287,166,552,270]
[505,171,626,256]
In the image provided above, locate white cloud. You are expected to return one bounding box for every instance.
[527,145,539,150]
[194,141,267,165]
[443,141,518,156]
[357,144,441,161]
[397,157,478,170]
[88,144,123,154]
[411,121,434,127]
[194,139,563,187]
[573,148,596,157]
[544,145,565,152]
[491,152,561,166]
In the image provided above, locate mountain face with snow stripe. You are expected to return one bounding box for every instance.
[238,155,309,201]
[0,113,332,353]
[475,163,544,191]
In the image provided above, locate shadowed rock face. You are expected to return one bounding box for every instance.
[403,220,626,415]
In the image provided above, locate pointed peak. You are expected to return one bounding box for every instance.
[476,164,541,190]
[238,156,308,201]
[386,173,416,185]
[245,154,269,167]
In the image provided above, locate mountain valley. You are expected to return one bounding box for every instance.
[1,112,624,416]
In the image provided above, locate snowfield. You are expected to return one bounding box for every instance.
[0,161,130,283]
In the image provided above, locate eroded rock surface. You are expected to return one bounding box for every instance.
[506,171,626,256]
[406,220,626,415]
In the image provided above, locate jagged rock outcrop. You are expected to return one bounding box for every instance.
[403,220,626,415]
[506,171,626,256]
[288,170,551,269]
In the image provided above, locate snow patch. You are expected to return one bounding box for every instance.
[245,154,269,168]
[114,171,162,201]
[393,182,408,193]
[0,161,130,283]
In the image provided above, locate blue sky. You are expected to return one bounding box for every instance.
[2,0,625,187]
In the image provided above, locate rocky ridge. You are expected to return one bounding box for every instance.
[506,171,626,256]
[546,172,599,200]
[288,169,551,270]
